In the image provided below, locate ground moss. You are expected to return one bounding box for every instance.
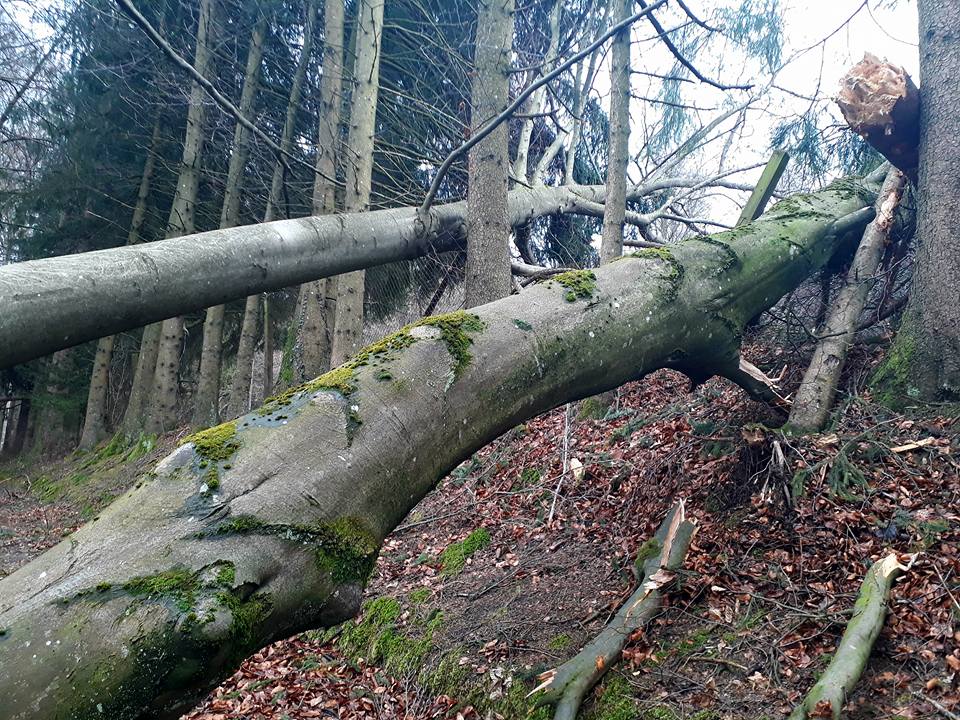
[552,269,598,302]
[547,633,571,651]
[586,675,637,720]
[186,421,240,463]
[408,587,431,604]
[440,527,491,576]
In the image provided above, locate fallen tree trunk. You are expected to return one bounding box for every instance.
[0,175,882,719]
[788,552,913,720]
[0,178,752,369]
[788,167,906,432]
[535,502,696,720]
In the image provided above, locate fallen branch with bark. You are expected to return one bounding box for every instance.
[789,552,915,720]
[533,502,696,720]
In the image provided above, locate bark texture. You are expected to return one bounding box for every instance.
[874,0,960,404]
[788,554,910,720]
[0,176,882,720]
[464,0,514,308]
[122,323,162,434]
[226,294,261,418]
[330,0,385,365]
[146,0,217,433]
[598,0,631,264]
[1,177,759,369]
[789,168,906,432]
[193,15,268,430]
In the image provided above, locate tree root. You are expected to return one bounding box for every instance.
[788,552,916,720]
[532,501,696,720]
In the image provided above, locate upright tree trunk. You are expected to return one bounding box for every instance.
[789,168,906,432]
[330,0,385,363]
[875,0,960,404]
[145,0,217,435]
[464,0,514,309]
[32,349,75,456]
[599,0,631,264]
[294,0,346,383]
[5,399,29,456]
[80,117,162,448]
[0,175,884,720]
[226,294,260,418]
[193,15,268,430]
[122,323,162,434]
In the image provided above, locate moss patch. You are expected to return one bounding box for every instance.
[122,567,200,612]
[631,247,685,300]
[586,675,637,720]
[871,320,918,408]
[338,596,443,676]
[187,421,240,463]
[552,269,598,302]
[206,514,379,585]
[440,527,491,576]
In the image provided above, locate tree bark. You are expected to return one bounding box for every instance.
[292,0,345,384]
[0,175,883,720]
[788,553,911,720]
[330,0,385,364]
[122,323,162,434]
[226,294,260,418]
[598,0,631,264]
[874,0,960,404]
[193,15,268,430]
[788,168,906,432]
[0,177,759,370]
[464,0,514,308]
[145,0,217,434]
[80,116,163,448]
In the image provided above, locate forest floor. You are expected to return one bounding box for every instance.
[1,341,958,720]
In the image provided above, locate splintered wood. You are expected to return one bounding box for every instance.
[837,53,919,182]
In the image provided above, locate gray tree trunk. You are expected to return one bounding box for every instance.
[464,0,514,308]
[330,0,385,365]
[0,177,761,370]
[193,15,268,430]
[599,0,631,264]
[293,0,345,384]
[874,0,960,404]
[122,323,162,434]
[80,117,163,448]
[0,175,883,720]
[789,168,906,432]
[145,0,217,434]
[226,294,260,418]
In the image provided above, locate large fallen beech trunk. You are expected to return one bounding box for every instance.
[0,178,750,369]
[789,553,914,720]
[0,175,881,719]
[535,502,696,720]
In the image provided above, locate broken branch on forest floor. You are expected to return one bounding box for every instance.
[788,552,916,720]
[531,501,697,720]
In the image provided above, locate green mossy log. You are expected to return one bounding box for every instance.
[0,175,882,720]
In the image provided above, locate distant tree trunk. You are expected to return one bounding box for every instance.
[789,168,906,432]
[464,0,513,309]
[230,0,316,400]
[32,349,75,455]
[6,399,29,456]
[193,15,268,430]
[122,323,162,434]
[262,296,273,399]
[294,0,345,383]
[875,0,960,404]
[330,0,385,364]
[599,0,631,264]
[80,117,162,448]
[145,0,217,435]
[226,295,260,418]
